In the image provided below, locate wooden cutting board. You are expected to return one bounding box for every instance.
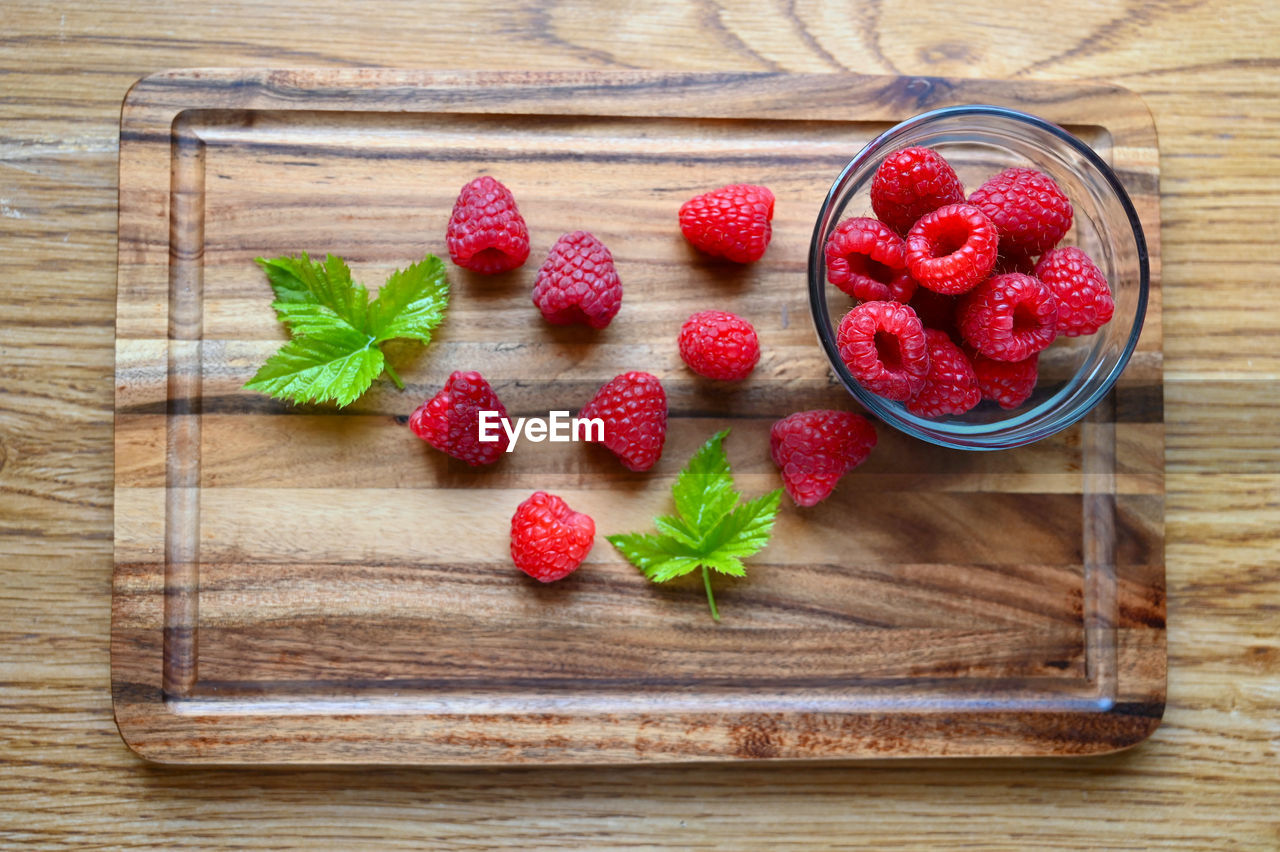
[113,69,1164,764]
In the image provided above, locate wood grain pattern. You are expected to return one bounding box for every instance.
[110,69,1163,764]
[2,0,1278,847]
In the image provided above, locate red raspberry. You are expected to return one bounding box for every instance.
[510,491,595,583]
[870,146,965,236]
[446,176,531,274]
[409,370,510,466]
[678,184,775,263]
[770,410,877,507]
[958,273,1059,362]
[907,287,961,340]
[824,217,916,303]
[905,203,998,295]
[678,310,760,381]
[578,371,668,472]
[971,350,1039,410]
[1034,246,1115,337]
[531,231,622,329]
[968,167,1073,257]
[836,301,930,401]
[906,329,981,418]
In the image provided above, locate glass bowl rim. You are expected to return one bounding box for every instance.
[806,103,1150,451]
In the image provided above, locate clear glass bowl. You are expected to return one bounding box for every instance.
[808,105,1149,450]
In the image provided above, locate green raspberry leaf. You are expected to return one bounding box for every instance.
[698,554,747,578]
[268,301,364,339]
[257,253,370,332]
[671,428,738,532]
[256,255,311,305]
[653,514,701,549]
[368,255,449,344]
[607,428,782,621]
[703,488,783,559]
[645,556,709,584]
[244,329,385,408]
[307,253,370,332]
[245,252,449,408]
[605,533,699,581]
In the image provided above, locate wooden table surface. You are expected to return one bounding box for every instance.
[2,1,1276,848]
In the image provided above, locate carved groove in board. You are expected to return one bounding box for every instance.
[162,114,204,698]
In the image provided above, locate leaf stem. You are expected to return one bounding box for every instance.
[701,564,720,622]
[382,358,404,390]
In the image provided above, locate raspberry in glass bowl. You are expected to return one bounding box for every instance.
[808,105,1149,450]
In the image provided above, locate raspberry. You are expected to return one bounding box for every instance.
[770,410,877,507]
[1034,246,1115,337]
[510,491,595,583]
[971,350,1039,410]
[836,300,930,401]
[409,370,509,466]
[531,231,622,329]
[905,203,998,295]
[870,146,965,236]
[578,371,668,472]
[907,287,961,340]
[678,184,775,263]
[446,176,531,274]
[678,310,760,381]
[906,330,981,418]
[824,217,916,303]
[958,273,1059,362]
[968,167,1073,257]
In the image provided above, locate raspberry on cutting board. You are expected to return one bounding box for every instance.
[578,371,668,472]
[531,230,622,329]
[510,491,595,583]
[958,272,1059,363]
[824,217,916,303]
[968,166,1073,257]
[678,184,775,263]
[678,310,761,381]
[870,146,966,236]
[905,203,999,295]
[906,329,981,418]
[1034,246,1115,337]
[836,300,930,401]
[770,410,877,507]
[409,370,510,466]
[445,175,531,274]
